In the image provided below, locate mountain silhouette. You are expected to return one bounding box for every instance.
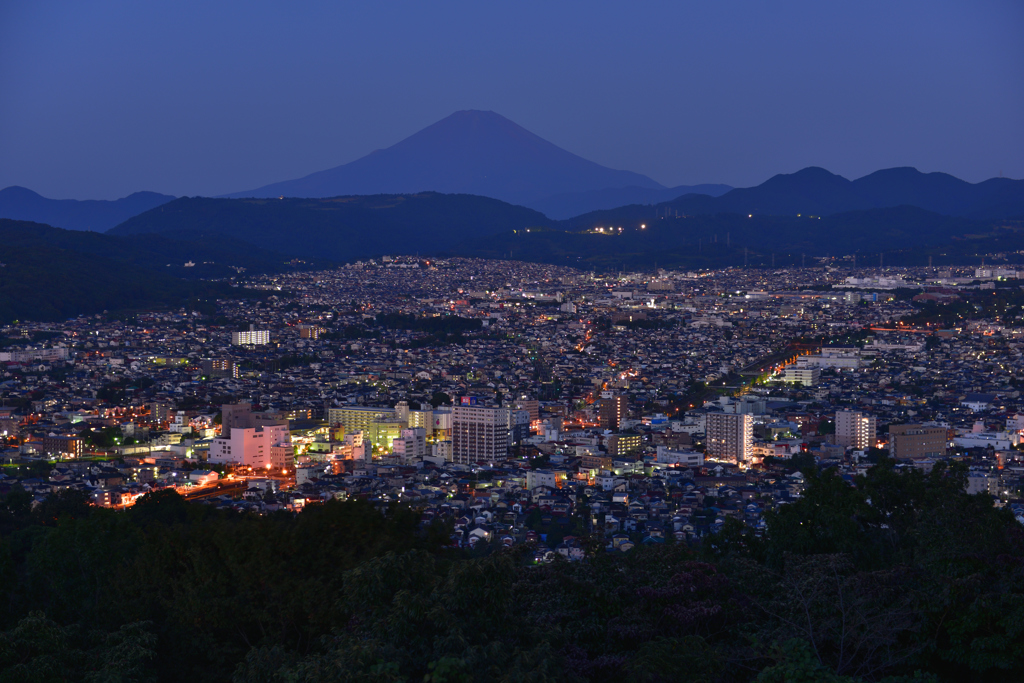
[225,110,664,207]
[665,166,1024,219]
[0,186,176,232]
[529,183,732,220]
[109,193,554,263]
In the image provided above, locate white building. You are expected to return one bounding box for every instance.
[655,446,704,468]
[835,410,876,449]
[783,366,820,386]
[953,432,1017,451]
[209,424,291,471]
[452,405,510,464]
[966,471,1000,496]
[392,427,427,463]
[232,326,270,346]
[705,413,753,464]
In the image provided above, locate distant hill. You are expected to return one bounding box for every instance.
[0,219,293,323]
[526,183,732,220]
[448,205,1009,270]
[0,186,176,232]
[109,193,554,262]
[664,167,1024,219]
[225,110,665,206]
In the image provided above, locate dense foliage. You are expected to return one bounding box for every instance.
[0,220,299,323]
[1,460,1022,682]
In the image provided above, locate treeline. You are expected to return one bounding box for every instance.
[1,460,1023,681]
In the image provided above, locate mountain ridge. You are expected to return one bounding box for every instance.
[0,186,176,232]
[664,166,1024,219]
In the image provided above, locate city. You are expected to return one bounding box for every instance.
[3,2,1022,680]
[5,258,1024,554]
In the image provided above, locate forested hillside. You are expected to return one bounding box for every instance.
[1,459,1021,682]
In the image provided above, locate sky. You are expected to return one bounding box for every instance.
[1,0,1022,200]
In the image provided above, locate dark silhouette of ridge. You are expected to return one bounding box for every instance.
[528,183,732,220]
[225,110,664,205]
[0,186,176,232]
[664,166,1024,219]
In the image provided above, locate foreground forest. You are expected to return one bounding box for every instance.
[1,460,1022,682]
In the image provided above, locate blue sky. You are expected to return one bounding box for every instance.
[1,0,1021,199]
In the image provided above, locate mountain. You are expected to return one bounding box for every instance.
[225,110,665,206]
[527,183,732,220]
[0,219,289,323]
[109,193,554,262]
[0,186,176,232]
[664,167,1024,219]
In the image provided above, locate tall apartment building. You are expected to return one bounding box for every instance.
[705,413,753,464]
[599,394,628,431]
[835,410,877,449]
[452,405,510,464]
[232,325,270,346]
[889,424,947,460]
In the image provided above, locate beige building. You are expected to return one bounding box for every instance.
[835,410,876,449]
[452,405,510,464]
[706,413,753,464]
[889,424,947,460]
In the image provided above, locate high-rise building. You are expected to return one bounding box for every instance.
[599,394,628,430]
[705,413,753,464]
[889,424,947,460]
[835,410,876,449]
[452,405,510,464]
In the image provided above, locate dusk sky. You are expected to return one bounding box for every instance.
[1,0,1021,200]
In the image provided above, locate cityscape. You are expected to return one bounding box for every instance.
[6,258,1024,526]
[2,2,1024,681]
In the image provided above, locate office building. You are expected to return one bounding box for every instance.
[889,424,947,460]
[835,410,876,449]
[706,413,753,464]
[452,405,510,464]
[784,366,820,386]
